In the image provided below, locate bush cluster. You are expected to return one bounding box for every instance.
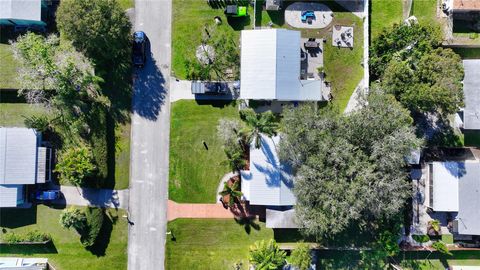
[3,230,52,244]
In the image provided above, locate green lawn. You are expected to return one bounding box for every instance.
[166,219,274,270]
[0,44,20,89]
[258,1,364,112]
[114,123,131,189]
[398,250,480,269]
[169,100,239,203]
[172,0,253,79]
[117,0,134,10]
[411,0,438,26]
[0,205,128,270]
[0,103,50,126]
[452,48,480,59]
[371,0,403,39]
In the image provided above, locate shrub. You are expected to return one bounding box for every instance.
[3,230,52,243]
[432,241,452,256]
[289,242,312,270]
[24,115,50,132]
[55,144,96,186]
[412,234,430,243]
[60,207,87,231]
[80,207,105,247]
[249,239,286,269]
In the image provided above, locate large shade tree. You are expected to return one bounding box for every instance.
[279,90,422,239]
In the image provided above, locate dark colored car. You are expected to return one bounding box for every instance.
[35,190,61,201]
[191,81,229,95]
[132,31,147,67]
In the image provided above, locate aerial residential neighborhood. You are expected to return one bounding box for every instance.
[0,0,479,269]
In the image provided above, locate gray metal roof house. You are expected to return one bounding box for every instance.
[462,60,480,130]
[0,128,51,207]
[240,29,327,101]
[426,161,480,236]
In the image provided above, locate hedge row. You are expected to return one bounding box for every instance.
[2,230,52,244]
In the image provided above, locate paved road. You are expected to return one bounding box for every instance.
[128,0,172,269]
[53,186,129,209]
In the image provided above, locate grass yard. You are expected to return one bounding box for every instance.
[169,100,240,203]
[411,0,438,26]
[166,219,274,270]
[114,123,131,189]
[452,48,480,59]
[258,1,364,112]
[0,44,20,89]
[172,0,253,79]
[0,205,128,270]
[0,103,50,126]
[370,0,403,39]
[398,250,480,269]
[117,0,134,10]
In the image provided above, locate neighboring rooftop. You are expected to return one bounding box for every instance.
[0,128,39,185]
[0,0,42,21]
[240,29,325,101]
[430,161,480,235]
[241,135,296,206]
[453,0,480,10]
[463,60,480,130]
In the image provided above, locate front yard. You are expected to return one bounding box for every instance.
[166,219,274,270]
[411,0,438,26]
[0,205,128,270]
[169,100,240,203]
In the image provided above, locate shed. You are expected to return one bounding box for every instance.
[266,0,283,11]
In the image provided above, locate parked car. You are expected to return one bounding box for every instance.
[191,81,229,95]
[224,5,248,17]
[132,31,147,67]
[35,190,61,201]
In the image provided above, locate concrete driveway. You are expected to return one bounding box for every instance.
[53,186,129,209]
[128,0,172,269]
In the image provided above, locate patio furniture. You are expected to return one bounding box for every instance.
[301,10,315,22]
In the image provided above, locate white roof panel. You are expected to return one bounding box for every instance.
[0,0,42,21]
[0,184,23,207]
[457,162,480,235]
[0,128,39,185]
[432,162,459,212]
[241,135,295,206]
[463,60,480,130]
[240,29,324,101]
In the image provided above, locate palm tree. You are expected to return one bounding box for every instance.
[222,146,246,173]
[239,108,278,149]
[218,180,242,207]
[249,239,286,270]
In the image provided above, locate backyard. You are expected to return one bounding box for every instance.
[411,0,438,26]
[0,205,128,270]
[166,219,274,270]
[370,0,403,39]
[257,1,364,111]
[169,100,240,203]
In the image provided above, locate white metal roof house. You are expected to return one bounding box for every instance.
[240,29,327,101]
[240,135,298,228]
[0,0,43,21]
[462,60,480,130]
[0,128,51,208]
[425,161,480,236]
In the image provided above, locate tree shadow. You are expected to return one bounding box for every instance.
[234,216,261,234]
[132,40,167,121]
[0,205,37,229]
[227,16,251,31]
[85,209,114,257]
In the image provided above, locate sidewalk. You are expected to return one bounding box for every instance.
[167,200,235,221]
[53,185,129,209]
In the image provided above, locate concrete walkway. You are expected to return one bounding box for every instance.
[167,200,235,221]
[344,79,366,114]
[54,186,129,209]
